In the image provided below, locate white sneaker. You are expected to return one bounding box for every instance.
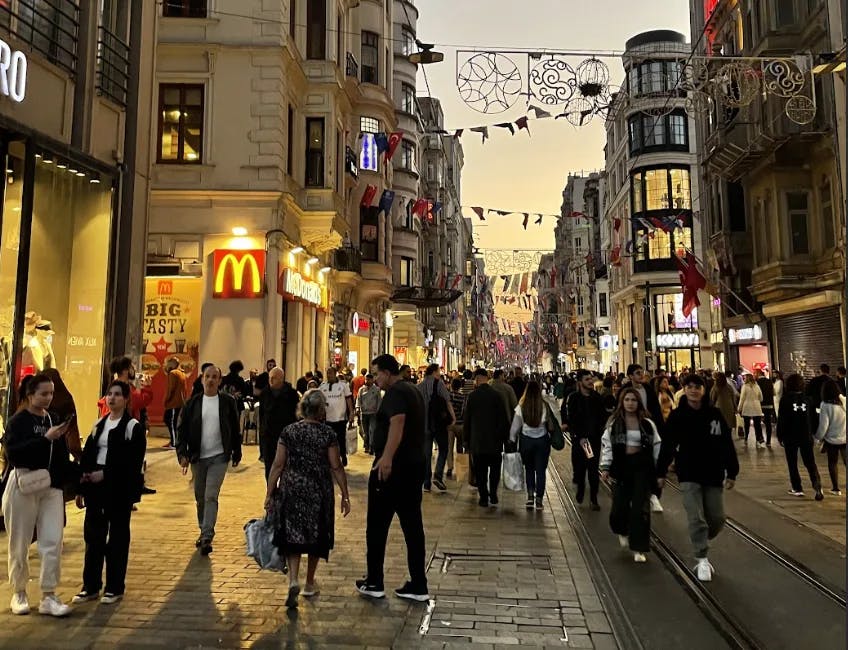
[301,582,320,597]
[633,552,647,563]
[618,535,629,548]
[695,558,714,582]
[10,592,29,615]
[650,495,663,512]
[756,442,766,449]
[38,595,71,617]
[788,489,804,497]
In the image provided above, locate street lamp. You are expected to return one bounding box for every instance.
[408,41,444,65]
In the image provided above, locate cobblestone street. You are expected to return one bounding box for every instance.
[0,440,616,649]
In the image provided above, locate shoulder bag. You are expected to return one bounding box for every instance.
[16,428,53,496]
[544,404,565,451]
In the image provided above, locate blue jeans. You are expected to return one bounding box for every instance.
[520,434,551,499]
[361,413,377,450]
[424,429,448,488]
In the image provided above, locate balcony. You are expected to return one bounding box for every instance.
[96,26,129,106]
[0,0,79,76]
[334,246,362,274]
[345,52,359,79]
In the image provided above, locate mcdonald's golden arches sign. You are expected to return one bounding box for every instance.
[212,249,266,299]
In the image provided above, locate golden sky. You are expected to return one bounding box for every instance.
[416,0,691,253]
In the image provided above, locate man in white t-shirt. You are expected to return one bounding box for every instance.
[176,365,241,555]
[319,367,355,466]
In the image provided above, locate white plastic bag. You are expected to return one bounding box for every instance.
[244,517,286,572]
[346,425,359,455]
[502,452,524,492]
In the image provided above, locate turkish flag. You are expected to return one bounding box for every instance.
[675,252,706,317]
[386,132,403,161]
[360,184,378,206]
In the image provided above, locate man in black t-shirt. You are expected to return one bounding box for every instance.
[356,354,429,603]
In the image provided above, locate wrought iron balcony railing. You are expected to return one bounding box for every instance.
[96,26,129,106]
[0,0,79,76]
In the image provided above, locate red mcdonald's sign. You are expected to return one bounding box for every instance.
[212,249,266,299]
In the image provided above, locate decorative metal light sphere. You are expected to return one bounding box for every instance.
[576,58,610,99]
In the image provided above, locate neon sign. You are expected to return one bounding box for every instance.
[212,250,265,298]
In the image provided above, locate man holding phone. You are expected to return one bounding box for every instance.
[564,370,607,511]
[356,354,429,602]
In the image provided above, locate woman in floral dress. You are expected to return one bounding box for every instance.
[265,389,350,609]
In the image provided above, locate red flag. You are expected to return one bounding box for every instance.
[610,245,622,266]
[385,132,403,161]
[360,184,377,206]
[613,217,622,231]
[568,211,586,219]
[412,198,428,217]
[675,252,706,317]
[471,206,485,221]
[450,274,463,290]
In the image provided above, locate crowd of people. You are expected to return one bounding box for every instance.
[0,351,844,616]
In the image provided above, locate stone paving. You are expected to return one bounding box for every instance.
[0,438,617,649]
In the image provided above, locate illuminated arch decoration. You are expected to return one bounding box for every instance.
[457,52,522,114]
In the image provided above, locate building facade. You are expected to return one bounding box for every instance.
[692,0,846,376]
[0,0,155,430]
[606,30,711,374]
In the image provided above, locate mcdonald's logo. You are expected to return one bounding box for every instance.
[157,280,173,296]
[212,249,266,299]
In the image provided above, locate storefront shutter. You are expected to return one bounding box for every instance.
[775,306,843,378]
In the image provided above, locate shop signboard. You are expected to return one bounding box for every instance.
[352,311,370,335]
[0,39,27,103]
[655,332,700,348]
[212,249,265,298]
[142,278,202,425]
[727,324,765,345]
[278,267,325,307]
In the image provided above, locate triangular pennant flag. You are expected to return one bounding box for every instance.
[495,210,510,216]
[471,206,485,220]
[454,129,463,139]
[515,116,530,136]
[470,126,489,143]
[535,214,543,225]
[494,122,515,135]
[531,107,552,119]
[522,213,529,230]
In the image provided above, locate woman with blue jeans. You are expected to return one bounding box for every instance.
[510,380,552,510]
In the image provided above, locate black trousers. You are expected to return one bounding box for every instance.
[571,438,600,502]
[609,452,652,553]
[260,433,279,482]
[366,464,427,589]
[824,442,847,491]
[472,452,502,501]
[83,490,133,595]
[328,420,348,465]
[762,407,774,445]
[784,439,822,492]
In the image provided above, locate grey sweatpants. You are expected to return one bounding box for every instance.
[192,454,229,542]
[680,482,726,559]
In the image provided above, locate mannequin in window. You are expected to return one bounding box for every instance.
[21,312,55,373]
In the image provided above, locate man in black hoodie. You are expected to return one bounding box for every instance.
[563,369,607,510]
[661,374,738,583]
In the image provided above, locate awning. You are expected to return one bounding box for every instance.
[390,286,463,308]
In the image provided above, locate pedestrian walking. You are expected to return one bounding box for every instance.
[599,387,662,563]
[176,365,242,555]
[356,374,382,455]
[192,362,214,397]
[509,380,555,511]
[356,354,429,602]
[776,374,823,500]
[621,363,664,512]
[265,390,350,609]
[814,379,846,495]
[2,373,75,616]
[661,375,738,581]
[563,369,606,511]
[710,372,738,433]
[416,364,456,493]
[163,357,186,450]
[738,374,764,448]
[257,368,299,480]
[72,381,146,605]
[446,377,466,478]
[508,366,527,401]
[252,359,277,396]
[351,368,367,400]
[319,367,354,467]
[463,369,511,507]
[755,370,775,447]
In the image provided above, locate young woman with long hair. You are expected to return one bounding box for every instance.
[599,388,662,563]
[814,379,846,495]
[509,380,555,510]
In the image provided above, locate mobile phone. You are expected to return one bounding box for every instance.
[62,413,76,426]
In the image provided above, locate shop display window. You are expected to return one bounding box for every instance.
[22,156,113,428]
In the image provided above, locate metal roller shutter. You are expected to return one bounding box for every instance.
[774,306,843,378]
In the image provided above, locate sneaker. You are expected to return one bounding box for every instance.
[618,535,629,549]
[422,486,432,493]
[695,558,714,582]
[815,489,824,501]
[285,584,300,609]
[10,592,29,615]
[445,469,453,479]
[433,478,447,492]
[140,486,156,495]
[633,552,647,563]
[788,489,804,497]
[590,501,601,512]
[829,489,842,496]
[489,494,499,506]
[650,495,663,513]
[301,582,320,597]
[100,592,123,605]
[575,487,585,504]
[72,590,99,604]
[200,541,213,555]
[395,581,430,602]
[478,497,488,507]
[756,441,766,449]
[525,498,534,510]
[766,443,772,448]
[534,498,544,511]
[38,595,71,617]
[355,579,385,599]
[195,537,203,548]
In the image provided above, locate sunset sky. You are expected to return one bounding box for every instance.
[416,0,692,255]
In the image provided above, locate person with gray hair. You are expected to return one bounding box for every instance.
[265,389,350,609]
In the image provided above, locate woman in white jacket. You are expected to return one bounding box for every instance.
[738,374,764,448]
[815,379,846,495]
